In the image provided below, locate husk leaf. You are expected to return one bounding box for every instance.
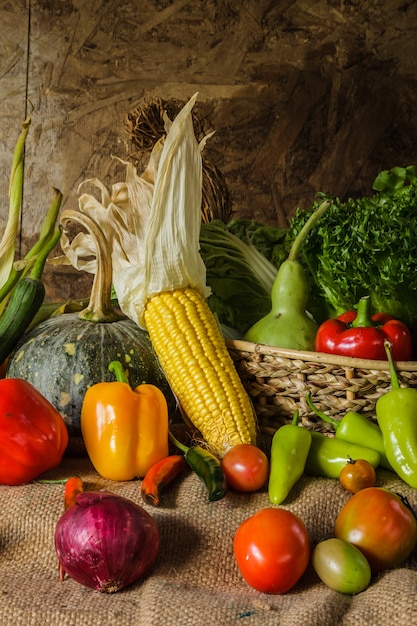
[58,94,210,328]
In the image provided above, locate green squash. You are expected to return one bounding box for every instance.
[7,313,174,437]
[6,209,174,448]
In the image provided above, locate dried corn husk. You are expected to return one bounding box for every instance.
[55,94,211,328]
[125,96,231,223]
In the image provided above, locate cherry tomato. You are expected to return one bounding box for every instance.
[221,444,269,492]
[339,458,377,493]
[335,487,417,573]
[233,507,310,593]
[312,538,371,594]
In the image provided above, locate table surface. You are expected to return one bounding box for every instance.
[1,455,416,626]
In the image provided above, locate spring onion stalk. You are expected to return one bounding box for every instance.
[0,189,63,305]
[0,115,31,311]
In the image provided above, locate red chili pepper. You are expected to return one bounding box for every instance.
[315,296,413,361]
[59,476,84,581]
[64,476,84,510]
[0,378,69,485]
[141,454,186,506]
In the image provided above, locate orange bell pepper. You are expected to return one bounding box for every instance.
[81,361,169,481]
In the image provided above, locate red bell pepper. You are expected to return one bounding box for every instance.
[0,378,69,485]
[315,296,413,361]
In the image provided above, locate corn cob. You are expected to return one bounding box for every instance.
[144,286,258,458]
[62,95,258,458]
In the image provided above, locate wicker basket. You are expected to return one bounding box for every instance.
[227,339,417,433]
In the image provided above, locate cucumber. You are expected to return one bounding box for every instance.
[0,226,62,367]
[0,277,45,365]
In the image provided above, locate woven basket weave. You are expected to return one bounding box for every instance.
[227,339,417,433]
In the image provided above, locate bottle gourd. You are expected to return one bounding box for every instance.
[244,200,330,350]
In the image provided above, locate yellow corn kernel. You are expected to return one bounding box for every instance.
[144,287,258,457]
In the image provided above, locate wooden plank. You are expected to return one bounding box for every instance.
[249,71,328,181]
[1,0,417,302]
[306,86,397,200]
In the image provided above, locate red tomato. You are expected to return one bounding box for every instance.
[339,458,377,493]
[233,508,310,593]
[221,444,269,492]
[335,487,417,573]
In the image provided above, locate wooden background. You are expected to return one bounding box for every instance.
[1,0,417,301]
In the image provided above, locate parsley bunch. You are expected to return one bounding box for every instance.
[287,167,417,335]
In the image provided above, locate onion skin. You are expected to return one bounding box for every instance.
[54,491,160,593]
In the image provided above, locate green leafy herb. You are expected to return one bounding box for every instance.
[372,165,417,193]
[287,175,417,335]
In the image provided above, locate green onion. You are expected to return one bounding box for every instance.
[0,114,31,310]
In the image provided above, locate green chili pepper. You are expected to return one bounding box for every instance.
[169,430,227,501]
[304,431,381,479]
[268,410,312,504]
[305,393,393,471]
[376,342,417,489]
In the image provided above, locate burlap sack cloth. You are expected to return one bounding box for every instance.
[1,454,416,626]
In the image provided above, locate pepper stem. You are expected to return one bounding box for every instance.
[288,200,330,262]
[108,360,130,385]
[351,296,374,329]
[384,341,400,390]
[292,410,300,426]
[305,393,338,428]
[168,429,189,455]
[35,478,69,484]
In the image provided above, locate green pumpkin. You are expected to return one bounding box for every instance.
[7,313,174,437]
[6,209,174,450]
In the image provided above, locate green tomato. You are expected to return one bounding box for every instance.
[312,537,371,594]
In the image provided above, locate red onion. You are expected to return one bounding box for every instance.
[54,491,160,593]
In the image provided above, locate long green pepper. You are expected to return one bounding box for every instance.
[376,342,417,489]
[304,431,381,479]
[169,430,227,501]
[268,411,312,504]
[305,393,393,471]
